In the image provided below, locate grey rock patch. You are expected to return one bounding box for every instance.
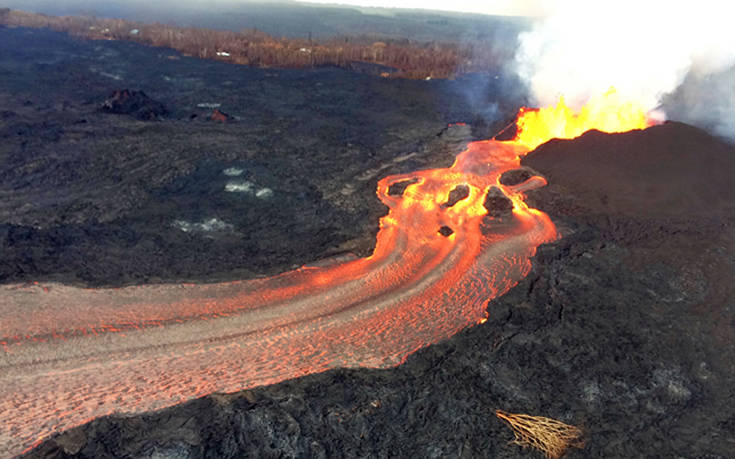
[222,167,244,176]
[173,218,232,234]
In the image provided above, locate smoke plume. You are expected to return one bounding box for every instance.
[514,0,735,139]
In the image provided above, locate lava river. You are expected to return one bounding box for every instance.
[0,137,556,456]
[0,90,654,457]
[0,133,563,456]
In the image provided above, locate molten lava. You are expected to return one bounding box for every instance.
[512,89,652,149]
[0,96,656,457]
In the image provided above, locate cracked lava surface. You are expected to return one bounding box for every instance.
[0,139,557,457]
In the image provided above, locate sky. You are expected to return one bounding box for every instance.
[295,0,552,17]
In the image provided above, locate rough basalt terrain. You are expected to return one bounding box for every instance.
[3,27,734,458]
[0,26,521,288]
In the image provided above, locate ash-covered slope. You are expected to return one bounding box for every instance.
[28,123,735,458]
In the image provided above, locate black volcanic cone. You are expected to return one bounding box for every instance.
[522,122,735,217]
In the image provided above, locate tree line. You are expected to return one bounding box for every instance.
[0,9,511,79]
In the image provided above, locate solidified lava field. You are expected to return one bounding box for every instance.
[0,27,522,288]
[2,26,734,459]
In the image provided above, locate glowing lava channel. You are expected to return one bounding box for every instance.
[1,93,655,456]
[0,138,557,456]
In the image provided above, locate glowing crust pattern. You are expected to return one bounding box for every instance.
[0,140,557,456]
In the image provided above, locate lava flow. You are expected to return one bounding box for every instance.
[0,96,652,457]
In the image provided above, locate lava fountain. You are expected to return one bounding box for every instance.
[0,94,652,457]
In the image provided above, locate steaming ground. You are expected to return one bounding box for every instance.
[662,65,735,141]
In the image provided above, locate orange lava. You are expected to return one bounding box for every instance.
[512,89,653,149]
[0,139,556,456]
[0,96,652,456]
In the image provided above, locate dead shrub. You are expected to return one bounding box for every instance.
[496,409,585,459]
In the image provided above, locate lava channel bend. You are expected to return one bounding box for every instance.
[0,139,556,457]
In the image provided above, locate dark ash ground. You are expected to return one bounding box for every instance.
[2,27,734,458]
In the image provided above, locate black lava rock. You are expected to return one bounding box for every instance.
[387,178,419,197]
[101,89,168,121]
[442,184,469,208]
[499,168,533,186]
[438,225,454,237]
[483,186,513,217]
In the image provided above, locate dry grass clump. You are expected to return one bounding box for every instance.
[0,9,507,79]
[496,409,585,459]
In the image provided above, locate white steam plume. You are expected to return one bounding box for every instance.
[514,0,735,139]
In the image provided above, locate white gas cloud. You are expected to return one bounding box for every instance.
[514,0,735,139]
